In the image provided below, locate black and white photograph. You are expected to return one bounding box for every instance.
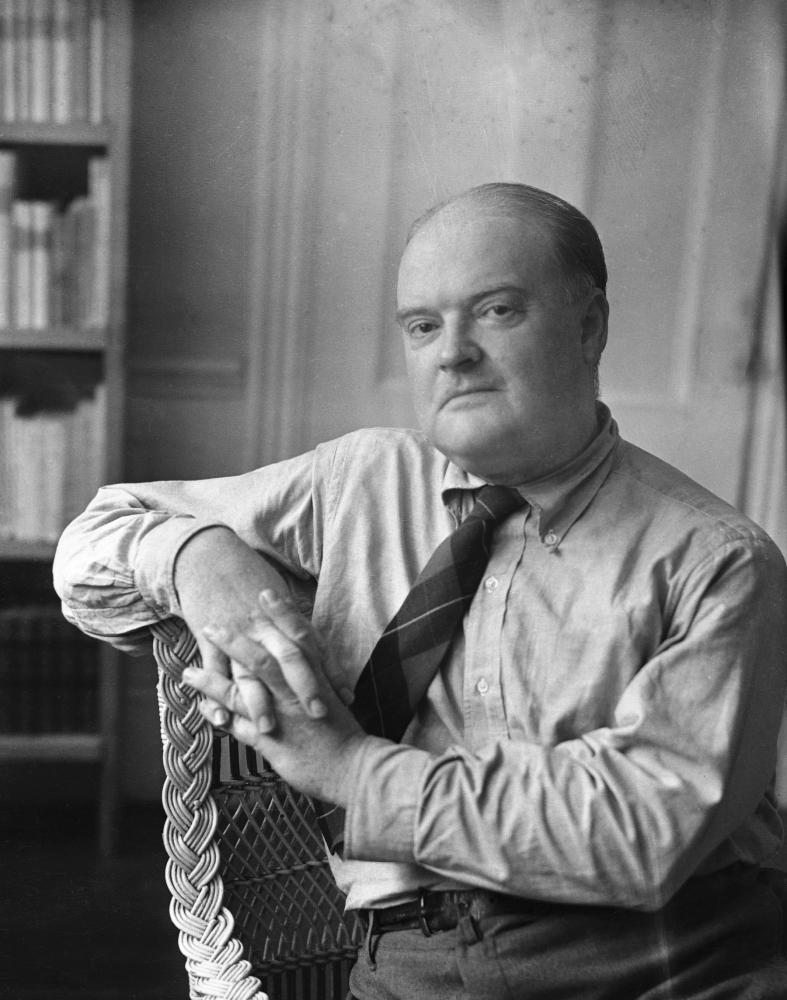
[0,2,785,998]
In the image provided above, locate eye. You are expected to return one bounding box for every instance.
[481,302,517,320]
[405,320,438,339]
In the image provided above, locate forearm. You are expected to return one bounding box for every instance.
[173,526,290,633]
[341,735,741,911]
[53,456,320,650]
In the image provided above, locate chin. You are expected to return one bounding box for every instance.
[433,432,506,480]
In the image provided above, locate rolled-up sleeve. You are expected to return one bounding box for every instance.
[53,485,227,652]
[53,446,327,654]
[343,537,787,910]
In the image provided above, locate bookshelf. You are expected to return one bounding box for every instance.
[0,0,131,855]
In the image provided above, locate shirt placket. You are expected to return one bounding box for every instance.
[462,506,529,749]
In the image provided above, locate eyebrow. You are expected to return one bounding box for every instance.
[396,284,526,325]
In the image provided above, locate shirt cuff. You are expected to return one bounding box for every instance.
[134,518,231,618]
[342,737,432,863]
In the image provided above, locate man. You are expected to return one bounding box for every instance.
[55,183,787,998]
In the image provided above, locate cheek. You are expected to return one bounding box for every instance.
[404,357,434,416]
[505,342,579,398]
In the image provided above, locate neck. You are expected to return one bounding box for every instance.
[461,408,602,486]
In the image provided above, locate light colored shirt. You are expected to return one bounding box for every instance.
[54,406,787,912]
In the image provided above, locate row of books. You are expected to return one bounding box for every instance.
[0,383,105,542]
[0,605,99,734]
[0,0,105,125]
[0,151,110,330]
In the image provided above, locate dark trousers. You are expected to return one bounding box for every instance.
[349,866,787,999]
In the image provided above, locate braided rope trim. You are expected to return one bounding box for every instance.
[153,619,269,1000]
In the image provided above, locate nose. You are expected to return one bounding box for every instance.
[438,315,481,370]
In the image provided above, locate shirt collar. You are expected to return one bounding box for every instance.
[441,403,620,548]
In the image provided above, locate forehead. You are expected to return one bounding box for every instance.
[396,205,559,308]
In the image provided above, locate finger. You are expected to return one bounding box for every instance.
[230,658,277,734]
[197,699,233,731]
[201,623,294,729]
[195,700,269,754]
[182,666,252,719]
[201,625,292,733]
[227,712,267,753]
[257,589,322,663]
[256,591,327,718]
[194,632,232,726]
[257,590,353,705]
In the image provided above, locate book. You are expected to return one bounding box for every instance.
[29,200,53,329]
[56,194,94,328]
[8,409,42,540]
[72,195,95,327]
[37,408,67,540]
[0,151,15,329]
[29,0,51,123]
[87,0,103,124]
[69,0,88,121]
[13,0,30,121]
[51,0,71,123]
[88,156,109,328]
[49,204,64,326]
[0,380,106,542]
[62,383,105,522]
[0,0,14,121]
[0,605,100,734]
[11,199,32,329]
[0,396,14,537]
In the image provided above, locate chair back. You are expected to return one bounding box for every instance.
[153,619,363,999]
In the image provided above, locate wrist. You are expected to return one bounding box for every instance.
[323,731,370,808]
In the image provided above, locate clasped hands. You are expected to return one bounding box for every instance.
[182,587,366,808]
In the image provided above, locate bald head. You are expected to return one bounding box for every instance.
[406,183,607,305]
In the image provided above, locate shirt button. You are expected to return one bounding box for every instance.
[484,575,499,592]
[476,678,489,696]
[544,531,558,546]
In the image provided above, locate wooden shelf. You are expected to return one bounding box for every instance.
[0,121,110,147]
[0,327,107,351]
[0,538,57,561]
[0,733,102,761]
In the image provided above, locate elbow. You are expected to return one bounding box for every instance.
[53,520,96,604]
[52,525,79,602]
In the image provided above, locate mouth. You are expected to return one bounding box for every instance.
[441,385,498,407]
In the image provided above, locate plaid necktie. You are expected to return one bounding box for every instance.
[317,484,526,853]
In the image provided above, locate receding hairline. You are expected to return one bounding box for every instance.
[404,182,608,298]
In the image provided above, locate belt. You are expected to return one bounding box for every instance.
[358,888,556,937]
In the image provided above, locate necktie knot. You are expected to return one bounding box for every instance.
[467,484,526,525]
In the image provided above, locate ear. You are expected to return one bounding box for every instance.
[579,290,609,368]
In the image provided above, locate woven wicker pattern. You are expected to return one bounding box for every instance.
[153,619,362,1000]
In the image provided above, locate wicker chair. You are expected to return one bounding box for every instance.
[152,618,363,1000]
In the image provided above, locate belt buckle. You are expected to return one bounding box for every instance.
[417,888,434,937]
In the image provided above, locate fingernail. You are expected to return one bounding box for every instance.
[258,715,274,734]
[308,697,328,719]
[259,589,281,605]
[339,686,354,706]
[213,708,229,727]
